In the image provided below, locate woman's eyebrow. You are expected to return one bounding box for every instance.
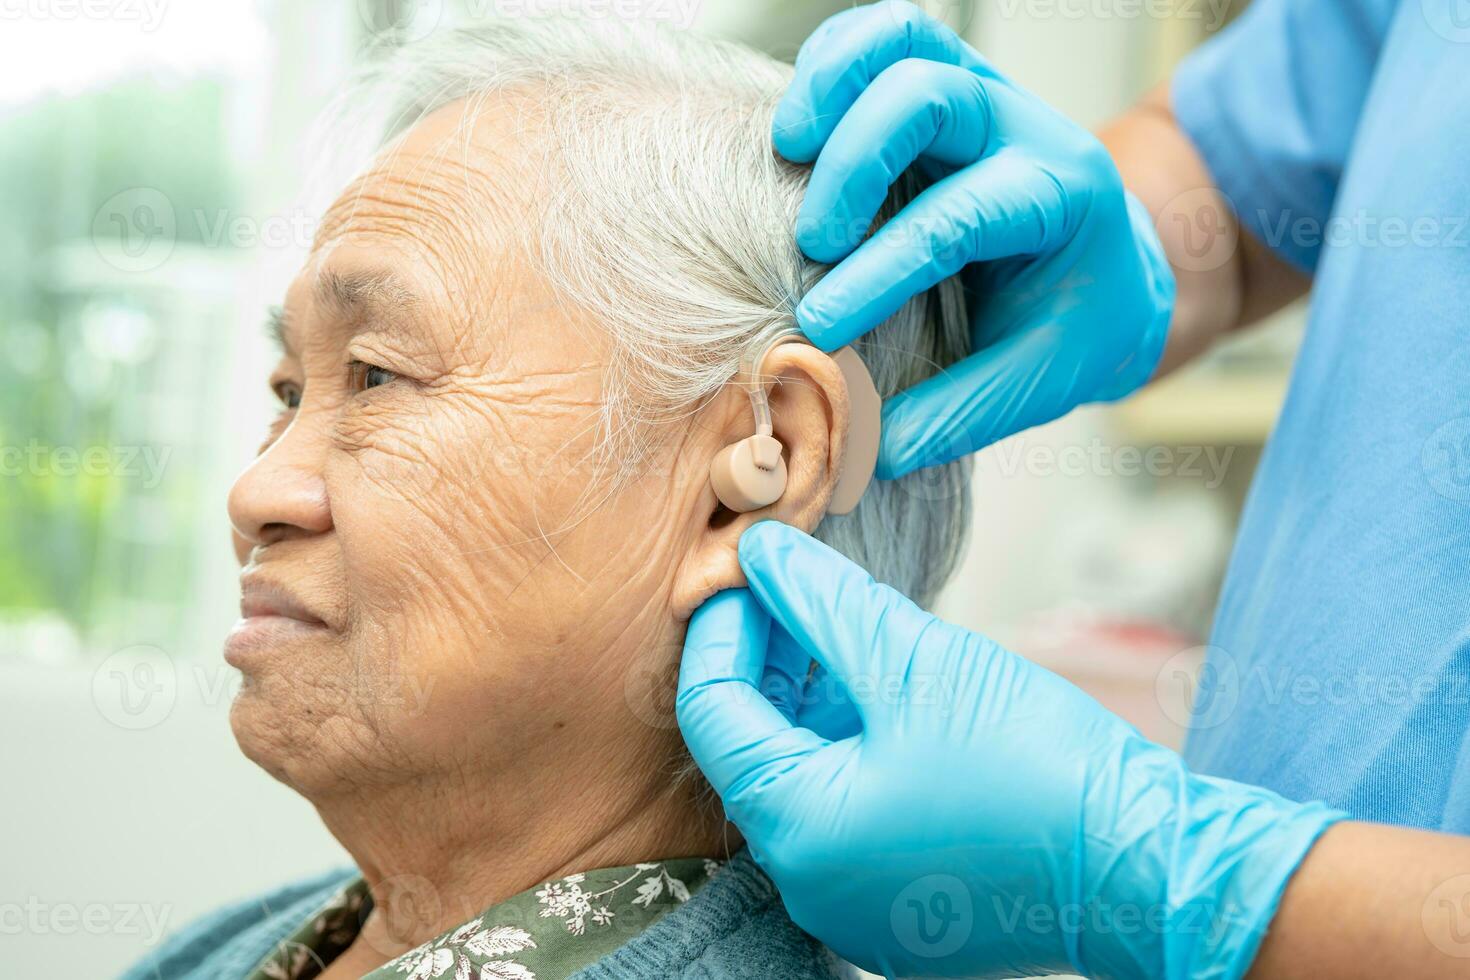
[266,305,292,354]
[314,268,420,336]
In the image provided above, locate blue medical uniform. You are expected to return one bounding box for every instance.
[1172,0,1470,830]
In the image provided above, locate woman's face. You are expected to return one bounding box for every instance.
[224,98,732,801]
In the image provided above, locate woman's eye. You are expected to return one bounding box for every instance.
[348,361,397,393]
[273,381,303,409]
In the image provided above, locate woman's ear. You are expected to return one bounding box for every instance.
[670,343,851,620]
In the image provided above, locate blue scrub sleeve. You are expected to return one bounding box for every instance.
[1170,0,1398,273]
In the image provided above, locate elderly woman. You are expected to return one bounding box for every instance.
[124,17,970,980]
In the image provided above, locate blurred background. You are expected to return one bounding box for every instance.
[0,0,1298,974]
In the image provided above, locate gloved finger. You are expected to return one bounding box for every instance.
[797,58,993,263]
[797,153,1071,350]
[737,522,936,717]
[873,326,1066,476]
[775,1,988,163]
[760,620,809,723]
[765,625,864,740]
[796,665,863,741]
[676,589,825,802]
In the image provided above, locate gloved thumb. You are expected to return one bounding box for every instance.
[675,588,823,805]
[737,521,939,724]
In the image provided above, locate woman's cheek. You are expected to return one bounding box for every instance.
[326,405,541,622]
[332,389,453,506]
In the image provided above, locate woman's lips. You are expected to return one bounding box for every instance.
[225,575,333,667]
[238,574,329,625]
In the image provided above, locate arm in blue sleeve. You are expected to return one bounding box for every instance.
[1172,0,1398,273]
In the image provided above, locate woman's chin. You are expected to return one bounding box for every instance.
[229,695,301,787]
[228,692,361,797]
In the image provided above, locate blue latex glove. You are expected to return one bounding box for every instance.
[677,522,1346,980]
[775,1,1175,478]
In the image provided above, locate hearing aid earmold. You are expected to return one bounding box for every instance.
[708,330,881,516]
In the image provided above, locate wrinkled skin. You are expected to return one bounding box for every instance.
[224,95,851,972]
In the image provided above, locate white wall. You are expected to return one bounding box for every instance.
[1,661,348,976]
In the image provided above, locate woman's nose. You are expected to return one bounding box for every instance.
[227,416,332,557]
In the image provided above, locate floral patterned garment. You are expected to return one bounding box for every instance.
[247,858,721,980]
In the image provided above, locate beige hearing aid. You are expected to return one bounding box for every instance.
[708,330,882,516]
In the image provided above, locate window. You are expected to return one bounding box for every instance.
[0,3,356,662]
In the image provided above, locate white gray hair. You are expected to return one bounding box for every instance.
[321,16,972,607]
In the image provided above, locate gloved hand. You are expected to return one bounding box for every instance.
[677,522,1345,980]
[775,1,1175,478]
